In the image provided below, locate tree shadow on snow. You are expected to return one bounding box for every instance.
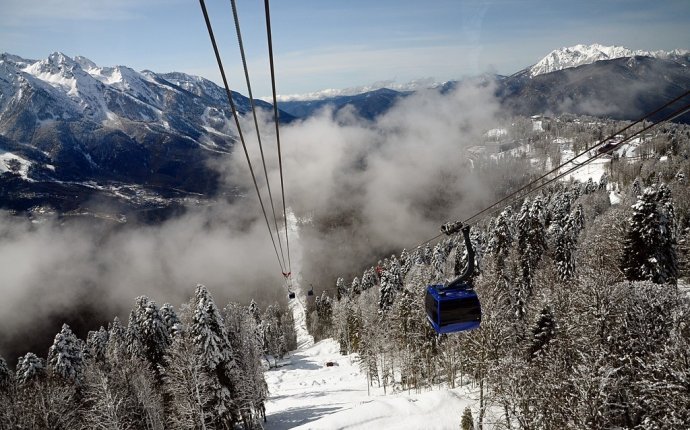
[264,405,344,430]
[276,354,323,371]
[269,388,362,402]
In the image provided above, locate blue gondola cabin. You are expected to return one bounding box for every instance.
[425,283,481,334]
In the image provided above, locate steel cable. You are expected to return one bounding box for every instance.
[229,0,287,270]
[198,0,285,273]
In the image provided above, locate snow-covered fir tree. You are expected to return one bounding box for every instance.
[191,284,240,427]
[85,326,109,364]
[399,248,412,277]
[126,296,171,372]
[529,306,556,358]
[432,241,447,281]
[336,277,347,300]
[15,352,45,385]
[350,276,361,298]
[0,356,12,390]
[47,323,84,383]
[160,303,182,339]
[621,186,677,284]
[361,267,377,291]
[487,209,513,260]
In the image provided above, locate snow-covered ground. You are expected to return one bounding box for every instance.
[263,320,482,429]
[264,284,484,429]
[263,209,489,429]
[558,148,608,183]
[0,151,33,180]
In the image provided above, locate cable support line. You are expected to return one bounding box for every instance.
[393,92,690,261]
[229,0,287,271]
[461,99,690,229]
[198,0,285,274]
[461,88,690,227]
[264,0,292,275]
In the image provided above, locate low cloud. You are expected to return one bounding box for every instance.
[227,79,501,290]
[0,79,501,361]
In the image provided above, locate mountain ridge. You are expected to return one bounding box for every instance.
[0,52,294,219]
[528,43,689,77]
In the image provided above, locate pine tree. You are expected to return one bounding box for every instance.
[350,276,361,298]
[571,203,585,234]
[248,300,261,326]
[160,303,182,339]
[336,277,347,301]
[93,317,164,429]
[554,220,576,280]
[657,184,678,284]
[461,406,475,430]
[347,304,362,353]
[0,356,12,390]
[0,355,13,429]
[15,352,45,385]
[378,263,397,312]
[487,210,513,260]
[631,177,642,197]
[530,307,556,358]
[517,198,547,300]
[224,303,268,427]
[432,242,447,281]
[191,285,239,427]
[621,186,677,284]
[86,326,109,364]
[361,267,377,291]
[318,293,334,336]
[599,173,609,190]
[554,203,585,282]
[127,296,171,372]
[413,246,425,265]
[422,244,433,265]
[160,316,210,430]
[126,309,145,359]
[47,323,84,383]
[400,248,412,277]
[280,307,298,353]
[106,316,127,365]
[388,256,404,291]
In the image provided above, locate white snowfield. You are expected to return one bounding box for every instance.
[265,213,485,429]
[263,294,481,430]
[529,43,689,77]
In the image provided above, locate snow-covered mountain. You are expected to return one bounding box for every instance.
[273,78,442,102]
[281,44,690,124]
[0,52,294,218]
[529,43,689,77]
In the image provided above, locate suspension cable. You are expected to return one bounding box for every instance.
[462,89,690,227]
[402,90,690,254]
[198,0,284,273]
[264,0,293,276]
[229,0,287,270]
[462,99,690,228]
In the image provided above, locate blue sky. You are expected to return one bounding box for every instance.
[1,0,688,97]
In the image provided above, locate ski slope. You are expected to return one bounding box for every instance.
[263,292,483,429]
[263,210,487,429]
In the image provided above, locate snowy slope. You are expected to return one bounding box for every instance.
[264,337,482,430]
[264,214,487,429]
[530,43,689,77]
[558,148,608,183]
